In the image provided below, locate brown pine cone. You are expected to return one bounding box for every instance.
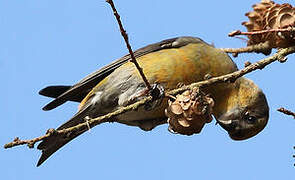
[165,89,214,136]
[242,0,295,48]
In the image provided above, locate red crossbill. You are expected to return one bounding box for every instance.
[36,37,269,166]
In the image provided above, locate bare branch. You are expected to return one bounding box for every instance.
[4,46,295,149]
[228,27,295,37]
[223,27,295,56]
[169,46,295,95]
[4,96,152,149]
[220,41,271,57]
[277,107,295,119]
[106,0,151,90]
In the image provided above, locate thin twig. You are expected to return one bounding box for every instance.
[277,107,295,119]
[4,46,295,149]
[220,41,271,57]
[224,27,295,56]
[106,0,151,90]
[4,96,152,149]
[169,46,295,95]
[228,27,295,37]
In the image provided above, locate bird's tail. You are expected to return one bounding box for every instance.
[36,105,93,166]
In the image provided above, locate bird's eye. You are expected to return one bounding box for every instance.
[245,115,257,124]
[243,111,257,124]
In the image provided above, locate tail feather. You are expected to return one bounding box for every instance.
[37,130,86,166]
[37,105,92,166]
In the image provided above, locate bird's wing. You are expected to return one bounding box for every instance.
[36,37,207,166]
[41,36,206,110]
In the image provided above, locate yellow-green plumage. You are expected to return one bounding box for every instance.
[37,37,269,166]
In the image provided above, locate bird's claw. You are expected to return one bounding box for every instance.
[144,84,165,111]
[149,84,165,101]
[168,126,178,134]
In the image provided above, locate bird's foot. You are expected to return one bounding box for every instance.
[127,84,165,111]
[144,84,165,111]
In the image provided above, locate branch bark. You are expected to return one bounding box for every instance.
[220,41,271,57]
[228,28,295,37]
[106,0,151,90]
[277,107,295,119]
[4,46,295,149]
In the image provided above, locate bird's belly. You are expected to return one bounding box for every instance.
[115,100,168,131]
[116,100,167,121]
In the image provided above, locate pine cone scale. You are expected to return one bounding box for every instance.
[242,0,295,48]
[165,89,214,136]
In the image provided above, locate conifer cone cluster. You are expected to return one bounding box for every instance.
[165,89,214,136]
[242,0,295,48]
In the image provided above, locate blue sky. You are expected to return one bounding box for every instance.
[1,0,295,179]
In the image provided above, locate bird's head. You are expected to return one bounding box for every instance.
[215,77,269,140]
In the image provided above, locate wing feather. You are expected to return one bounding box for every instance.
[41,37,205,110]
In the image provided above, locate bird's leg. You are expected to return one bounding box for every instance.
[127,84,165,111]
[144,84,165,111]
[149,84,165,101]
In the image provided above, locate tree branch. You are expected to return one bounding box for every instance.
[228,28,295,37]
[4,46,295,149]
[277,107,295,119]
[220,41,271,57]
[106,0,151,90]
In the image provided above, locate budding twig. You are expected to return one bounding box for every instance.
[106,0,151,90]
[277,107,295,119]
[222,27,295,56]
[228,27,295,37]
[220,41,271,57]
[4,96,152,149]
[4,46,295,149]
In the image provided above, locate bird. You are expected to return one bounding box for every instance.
[36,36,269,166]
